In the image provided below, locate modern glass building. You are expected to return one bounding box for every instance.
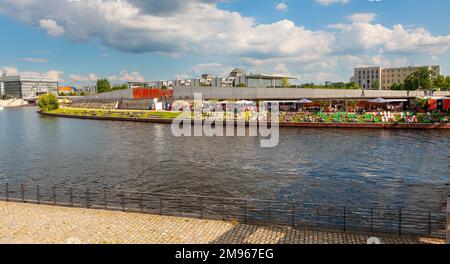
[3,76,58,99]
[235,73,298,88]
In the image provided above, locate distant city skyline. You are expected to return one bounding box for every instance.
[0,0,450,86]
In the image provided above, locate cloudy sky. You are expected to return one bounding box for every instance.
[0,0,450,85]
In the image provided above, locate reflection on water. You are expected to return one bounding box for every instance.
[0,107,449,212]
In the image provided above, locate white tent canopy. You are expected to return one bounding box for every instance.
[298,99,313,104]
[234,100,255,105]
[368,98,389,103]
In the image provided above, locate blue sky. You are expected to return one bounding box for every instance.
[0,0,449,86]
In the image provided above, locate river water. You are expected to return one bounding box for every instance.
[0,107,448,212]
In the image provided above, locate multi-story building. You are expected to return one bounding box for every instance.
[352,65,441,90]
[380,65,440,90]
[351,67,382,90]
[127,82,156,89]
[79,85,97,94]
[3,76,58,99]
[129,68,298,90]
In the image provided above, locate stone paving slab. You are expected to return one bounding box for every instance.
[0,201,444,244]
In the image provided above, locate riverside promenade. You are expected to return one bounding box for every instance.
[0,201,443,244]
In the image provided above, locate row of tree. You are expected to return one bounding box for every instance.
[299,82,360,90]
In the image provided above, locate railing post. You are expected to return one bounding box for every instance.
[179,196,182,215]
[343,206,346,232]
[140,193,144,213]
[104,190,107,209]
[36,185,40,205]
[121,192,125,212]
[200,197,204,219]
[53,185,56,205]
[21,184,24,203]
[428,212,431,236]
[5,183,9,202]
[86,188,90,209]
[159,196,163,215]
[370,208,374,233]
[222,198,225,221]
[69,187,73,207]
[398,209,402,237]
[244,200,248,224]
[317,207,320,227]
[446,191,450,244]
[291,202,295,228]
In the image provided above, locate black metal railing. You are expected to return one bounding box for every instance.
[0,182,446,238]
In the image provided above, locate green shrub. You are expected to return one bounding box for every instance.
[37,93,60,112]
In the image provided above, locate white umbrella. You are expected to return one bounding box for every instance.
[298,99,313,104]
[235,100,255,105]
[368,98,389,104]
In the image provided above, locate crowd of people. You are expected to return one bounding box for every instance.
[189,109,449,124]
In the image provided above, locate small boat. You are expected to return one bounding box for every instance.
[0,106,4,111]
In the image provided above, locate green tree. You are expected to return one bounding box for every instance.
[404,68,433,91]
[390,83,405,90]
[96,79,112,93]
[37,93,59,112]
[236,83,246,87]
[433,75,446,90]
[372,80,380,90]
[281,77,290,88]
[345,82,360,89]
[445,76,450,91]
[112,84,128,91]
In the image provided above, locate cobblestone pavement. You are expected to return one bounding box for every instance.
[0,201,443,244]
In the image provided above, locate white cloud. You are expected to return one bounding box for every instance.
[0,66,19,76]
[330,20,450,55]
[0,0,334,60]
[17,57,48,63]
[346,13,377,23]
[108,71,145,82]
[0,65,63,81]
[315,0,349,6]
[69,73,98,82]
[1,0,450,83]
[38,19,65,37]
[275,2,288,11]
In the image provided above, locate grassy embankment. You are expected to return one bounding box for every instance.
[44,107,449,124]
[46,107,183,120]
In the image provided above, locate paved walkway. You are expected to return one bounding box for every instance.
[0,201,443,244]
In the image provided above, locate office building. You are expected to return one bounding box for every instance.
[352,65,441,90]
[3,76,58,99]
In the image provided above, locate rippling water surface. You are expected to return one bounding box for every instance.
[0,107,448,212]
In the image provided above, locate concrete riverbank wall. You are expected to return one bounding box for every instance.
[82,87,450,101]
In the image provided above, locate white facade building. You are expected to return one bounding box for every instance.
[3,76,58,99]
[353,65,441,90]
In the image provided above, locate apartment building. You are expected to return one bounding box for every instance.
[352,65,441,90]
